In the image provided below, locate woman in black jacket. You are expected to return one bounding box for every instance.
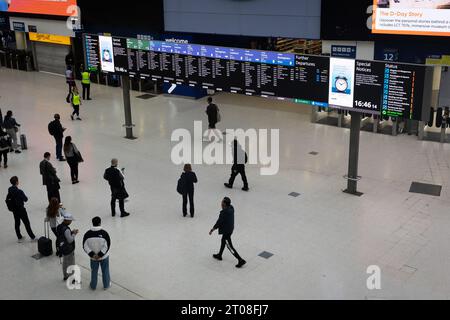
[180,164,198,218]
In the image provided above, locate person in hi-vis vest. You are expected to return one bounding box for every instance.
[71,88,82,121]
[81,70,92,100]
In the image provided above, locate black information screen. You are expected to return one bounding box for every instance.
[112,37,128,74]
[84,34,100,72]
[126,38,139,78]
[353,60,385,112]
[381,63,425,120]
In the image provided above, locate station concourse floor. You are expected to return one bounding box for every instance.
[1,68,450,300]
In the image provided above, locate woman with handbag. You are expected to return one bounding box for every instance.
[3,110,21,153]
[63,136,83,184]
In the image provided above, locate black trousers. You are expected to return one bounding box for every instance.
[13,208,35,240]
[218,233,243,261]
[67,157,78,182]
[46,185,61,203]
[54,136,63,160]
[228,165,248,188]
[111,196,125,216]
[182,190,195,216]
[72,104,80,117]
[82,83,90,100]
[0,149,8,165]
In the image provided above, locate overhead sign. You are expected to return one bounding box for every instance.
[331,46,357,59]
[29,32,71,45]
[12,21,25,32]
[84,33,430,120]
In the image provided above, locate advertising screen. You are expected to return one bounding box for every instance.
[329,58,356,108]
[0,0,77,16]
[373,0,450,36]
[99,36,115,73]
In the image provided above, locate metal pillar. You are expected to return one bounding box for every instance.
[122,74,136,140]
[344,113,363,196]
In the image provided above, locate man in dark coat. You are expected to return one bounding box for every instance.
[205,97,221,142]
[39,152,61,203]
[209,197,246,268]
[7,176,36,242]
[103,159,130,218]
[224,139,249,191]
[48,114,66,161]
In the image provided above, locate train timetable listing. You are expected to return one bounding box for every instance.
[149,41,163,81]
[227,48,246,94]
[160,42,175,82]
[353,60,385,112]
[172,43,187,84]
[84,34,100,72]
[112,37,128,74]
[280,55,329,107]
[126,38,139,77]
[382,63,425,120]
[136,39,150,79]
[258,51,295,98]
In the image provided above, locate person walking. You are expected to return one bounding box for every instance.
[205,97,221,142]
[40,152,61,203]
[70,87,82,121]
[6,176,37,242]
[65,65,75,98]
[103,159,130,218]
[46,197,64,238]
[178,164,198,218]
[0,128,10,168]
[224,139,249,191]
[56,213,78,281]
[83,217,111,290]
[3,110,21,153]
[63,136,83,184]
[81,69,92,100]
[209,197,246,268]
[48,114,66,161]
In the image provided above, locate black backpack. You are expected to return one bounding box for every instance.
[5,192,17,212]
[0,136,9,149]
[48,122,55,136]
[56,224,74,257]
[177,174,186,195]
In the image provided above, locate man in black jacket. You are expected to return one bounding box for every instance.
[103,159,130,218]
[39,152,61,203]
[224,139,249,192]
[48,114,66,161]
[209,197,246,268]
[6,176,36,242]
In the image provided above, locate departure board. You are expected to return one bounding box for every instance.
[126,38,139,78]
[84,34,429,120]
[84,34,100,72]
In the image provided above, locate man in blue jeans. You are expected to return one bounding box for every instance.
[82,217,111,290]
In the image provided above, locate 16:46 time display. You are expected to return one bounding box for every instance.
[354,100,377,110]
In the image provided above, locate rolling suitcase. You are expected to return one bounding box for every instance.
[38,221,53,257]
[20,134,27,150]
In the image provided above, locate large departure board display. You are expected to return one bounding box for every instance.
[84,34,429,120]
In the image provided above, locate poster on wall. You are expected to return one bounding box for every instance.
[99,35,115,73]
[329,58,355,108]
[373,0,450,36]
